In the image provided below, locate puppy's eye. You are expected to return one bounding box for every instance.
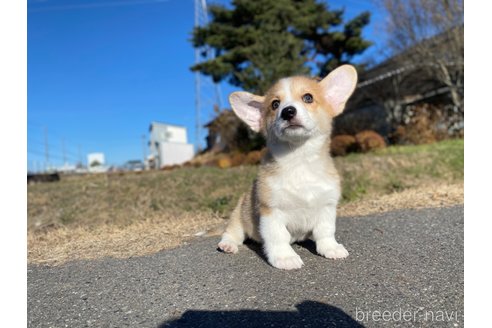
[272,100,280,110]
[302,93,313,103]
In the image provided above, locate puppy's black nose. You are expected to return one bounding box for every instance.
[281,106,297,121]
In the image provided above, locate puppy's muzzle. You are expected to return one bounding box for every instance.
[281,106,297,121]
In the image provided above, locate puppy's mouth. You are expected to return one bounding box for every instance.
[283,123,304,131]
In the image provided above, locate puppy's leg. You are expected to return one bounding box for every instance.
[312,206,349,259]
[260,210,303,270]
[218,198,245,254]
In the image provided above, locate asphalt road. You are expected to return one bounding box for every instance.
[28,206,464,328]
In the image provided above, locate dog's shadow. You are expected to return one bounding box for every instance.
[237,239,319,264]
[159,300,365,327]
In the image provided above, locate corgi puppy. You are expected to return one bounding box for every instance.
[218,65,358,270]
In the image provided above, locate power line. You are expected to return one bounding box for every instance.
[28,0,171,13]
[28,149,75,162]
[28,122,84,159]
[28,139,79,155]
[28,148,78,161]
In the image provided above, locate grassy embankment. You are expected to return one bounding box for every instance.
[28,139,463,264]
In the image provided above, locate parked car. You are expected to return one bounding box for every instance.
[123,160,145,171]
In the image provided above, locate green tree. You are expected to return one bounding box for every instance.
[191,0,372,94]
[90,160,101,167]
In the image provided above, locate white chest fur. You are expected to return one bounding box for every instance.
[262,136,340,242]
[267,160,339,211]
[266,136,340,212]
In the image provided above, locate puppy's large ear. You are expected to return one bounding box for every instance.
[319,65,358,116]
[229,91,264,132]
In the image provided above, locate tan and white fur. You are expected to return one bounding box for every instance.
[218,65,358,270]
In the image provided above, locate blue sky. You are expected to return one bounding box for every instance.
[27,0,385,170]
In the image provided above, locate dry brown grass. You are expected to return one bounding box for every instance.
[338,182,463,217]
[27,140,463,265]
[28,166,257,231]
[28,212,224,265]
[27,182,463,265]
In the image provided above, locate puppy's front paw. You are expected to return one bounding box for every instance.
[317,242,349,259]
[218,241,238,254]
[270,254,304,270]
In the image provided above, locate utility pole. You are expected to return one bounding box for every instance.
[194,0,223,153]
[194,0,202,153]
[44,127,49,172]
[62,138,67,165]
[141,134,147,165]
[78,145,82,167]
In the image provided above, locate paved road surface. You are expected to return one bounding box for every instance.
[28,206,464,327]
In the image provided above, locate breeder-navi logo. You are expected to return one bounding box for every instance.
[355,307,461,324]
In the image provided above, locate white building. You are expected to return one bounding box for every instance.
[148,122,194,168]
[87,152,108,173]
